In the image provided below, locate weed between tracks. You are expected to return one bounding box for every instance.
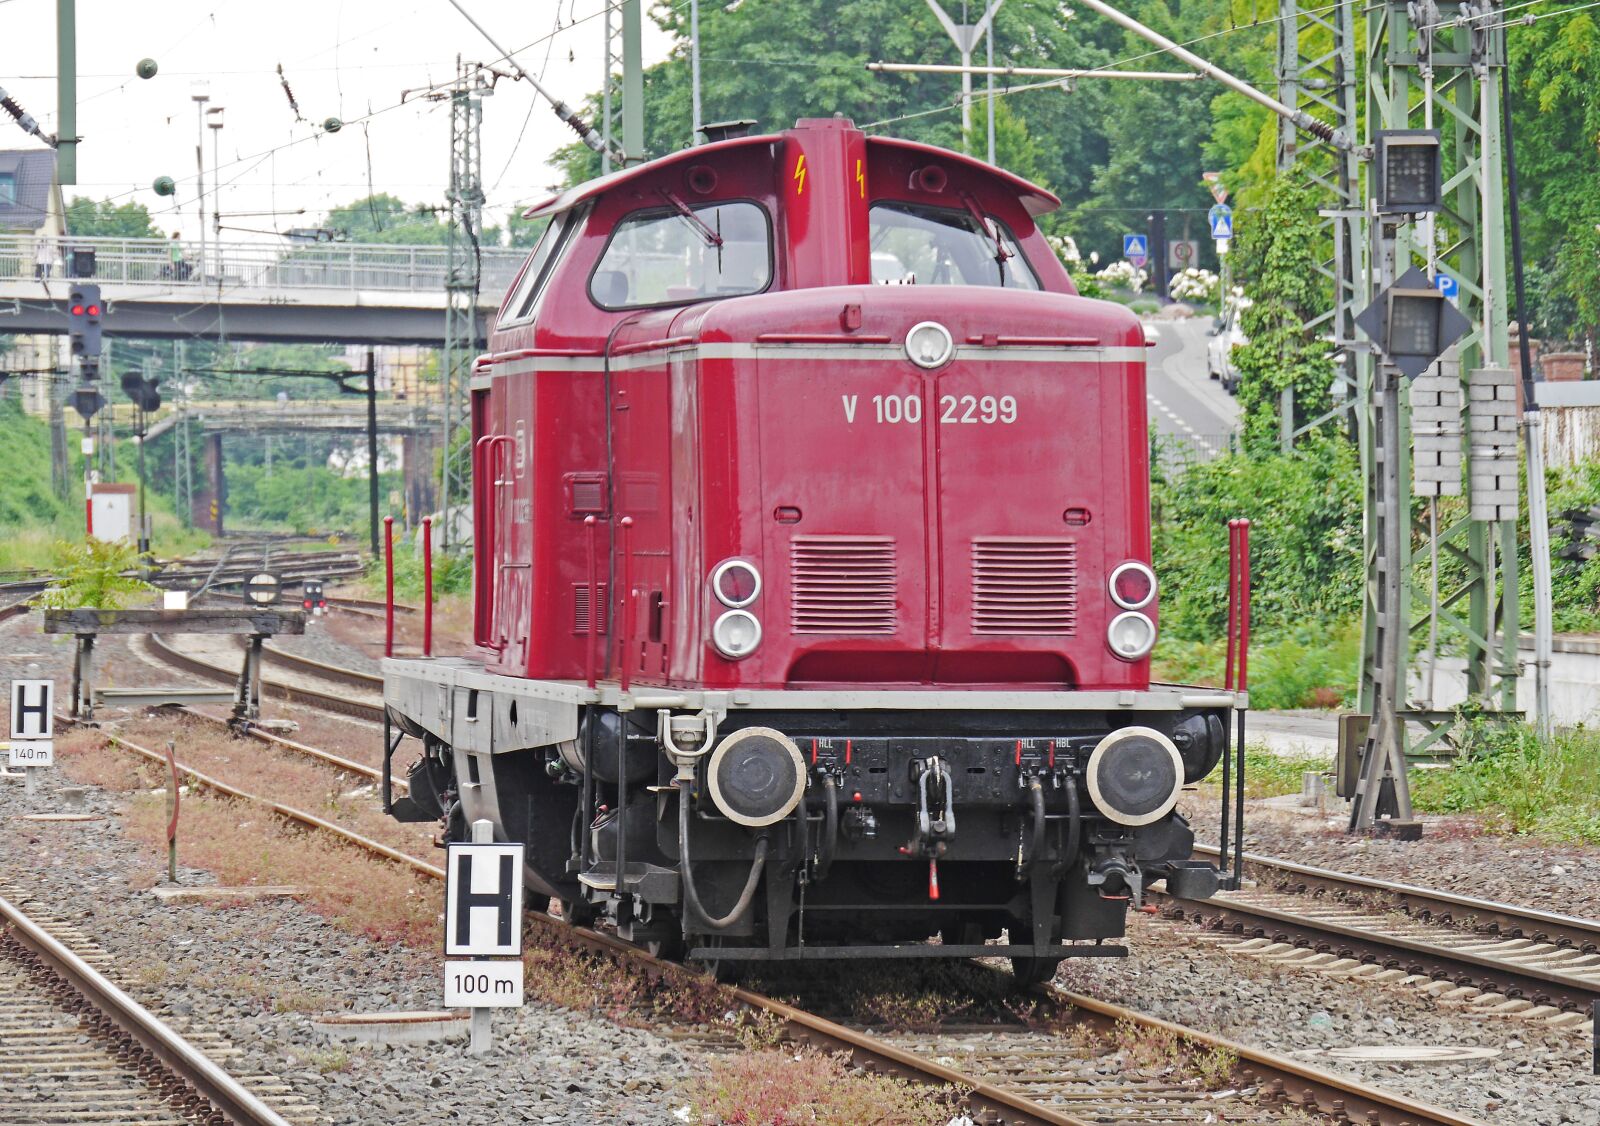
[680,1050,957,1126]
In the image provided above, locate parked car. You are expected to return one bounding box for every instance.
[1206,308,1247,394]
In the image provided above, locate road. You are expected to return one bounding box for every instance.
[1142,316,1241,463]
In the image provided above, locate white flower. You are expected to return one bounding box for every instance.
[1093,259,1149,293]
[1169,266,1220,301]
[1046,234,1083,265]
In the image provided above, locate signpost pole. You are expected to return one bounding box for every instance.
[468,818,494,1057]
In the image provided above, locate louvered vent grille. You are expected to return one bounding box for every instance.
[790,536,897,634]
[572,583,609,635]
[971,538,1077,635]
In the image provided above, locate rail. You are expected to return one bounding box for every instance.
[0,233,525,297]
[0,892,294,1126]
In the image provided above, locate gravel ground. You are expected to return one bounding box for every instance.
[1059,913,1600,1125]
[0,765,719,1125]
[270,616,384,677]
[1198,794,1600,923]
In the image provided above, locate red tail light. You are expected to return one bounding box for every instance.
[1109,562,1156,610]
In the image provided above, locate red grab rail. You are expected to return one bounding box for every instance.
[383,515,395,658]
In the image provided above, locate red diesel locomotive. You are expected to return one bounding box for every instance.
[383,117,1235,981]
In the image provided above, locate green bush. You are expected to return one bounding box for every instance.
[1154,620,1359,710]
[33,539,156,609]
[1530,457,1600,632]
[1409,720,1600,843]
[1152,436,1363,644]
[226,463,401,535]
[367,544,471,602]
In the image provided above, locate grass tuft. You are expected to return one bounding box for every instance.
[680,1049,956,1126]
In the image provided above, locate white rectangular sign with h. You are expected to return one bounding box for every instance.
[444,842,525,957]
[9,680,54,765]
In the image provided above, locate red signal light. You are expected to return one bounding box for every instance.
[85,304,101,316]
[70,304,84,316]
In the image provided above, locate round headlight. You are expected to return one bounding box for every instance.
[1109,561,1157,610]
[712,609,762,659]
[905,321,954,369]
[1107,610,1156,661]
[1085,726,1184,827]
[710,558,761,608]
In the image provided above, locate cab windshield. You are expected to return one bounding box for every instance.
[869,201,1039,289]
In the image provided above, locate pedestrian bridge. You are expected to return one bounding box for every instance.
[0,234,527,345]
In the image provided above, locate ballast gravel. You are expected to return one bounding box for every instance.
[1190,787,1600,924]
[0,770,718,1125]
[1058,911,1600,1126]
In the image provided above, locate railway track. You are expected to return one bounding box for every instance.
[135,633,385,724]
[137,624,1600,1021]
[63,703,1482,1126]
[1158,845,1600,1020]
[0,887,301,1126]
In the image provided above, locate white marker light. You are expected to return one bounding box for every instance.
[712,609,762,659]
[905,321,954,369]
[1107,611,1156,661]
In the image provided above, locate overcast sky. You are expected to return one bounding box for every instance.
[1,1,675,242]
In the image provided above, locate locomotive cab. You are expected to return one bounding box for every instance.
[383,117,1235,980]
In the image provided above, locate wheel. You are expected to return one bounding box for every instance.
[558,897,597,928]
[644,934,686,961]
[1008,955,1062,989]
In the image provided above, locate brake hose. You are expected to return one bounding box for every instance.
[1019,778,1046,877]
[814,775,839,882]
[678,785,768,931]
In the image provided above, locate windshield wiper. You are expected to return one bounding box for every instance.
[658,189,724,249]
[960,192,1012,269]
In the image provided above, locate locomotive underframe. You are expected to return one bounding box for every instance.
[384,658,1236,966]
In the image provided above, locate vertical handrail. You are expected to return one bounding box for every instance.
[383,516,395,659]
[1220,519,1241,884]
[421,517,434,658]
[584,515,599,688]
[618,516,634,694]
[1233,519,1250,890]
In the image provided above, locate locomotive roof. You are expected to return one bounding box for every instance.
[521,122,1061,220]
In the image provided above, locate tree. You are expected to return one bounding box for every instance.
[323,193,450,245]
[1229,175,1333,452]
[64,197,162,238]
[1507,7,1600,355]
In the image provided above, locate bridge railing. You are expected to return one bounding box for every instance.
[0,234,526,298]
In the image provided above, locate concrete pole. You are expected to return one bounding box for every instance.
[56,0,76,184]
[622,0,644,162]
[367,349,380,559]
[192,95,209,283]
[690,0,702,144]
[986,18,996,164]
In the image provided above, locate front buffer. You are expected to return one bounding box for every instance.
[383,661,1231,981]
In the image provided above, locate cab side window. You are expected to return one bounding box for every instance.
[499,205,587,327]
[589,200,772,309]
